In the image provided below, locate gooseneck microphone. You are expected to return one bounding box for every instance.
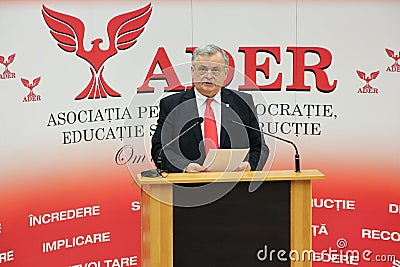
[141,117,204,177]
[156,117,204,170]
[231,120,301,173]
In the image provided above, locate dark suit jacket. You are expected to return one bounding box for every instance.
[151,87,269,173]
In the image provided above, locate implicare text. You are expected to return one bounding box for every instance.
[42,231,111,253]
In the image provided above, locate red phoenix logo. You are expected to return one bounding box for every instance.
[0,53,16,79]
[385,48,400,72]
[356,70,379,94]
[42,3,152,100]
[21,77,41,102]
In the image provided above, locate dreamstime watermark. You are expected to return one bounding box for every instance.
[257,239,397,266]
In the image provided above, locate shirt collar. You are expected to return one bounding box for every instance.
[194,88,222,105]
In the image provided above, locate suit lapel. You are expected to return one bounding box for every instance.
[220,88,232,148]
[182,88,203,144]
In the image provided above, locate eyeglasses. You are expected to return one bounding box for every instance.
[194,66,225,77]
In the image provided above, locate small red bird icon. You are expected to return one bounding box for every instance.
[385,48,400,63]
[21,77,41,95]
[0,54,16,74]
[42,3,152,100]
[356,70,379,90]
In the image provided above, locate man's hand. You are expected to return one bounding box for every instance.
[234,161,251,172]
[185,163,207,173]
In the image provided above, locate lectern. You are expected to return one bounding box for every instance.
[138,169,324,267]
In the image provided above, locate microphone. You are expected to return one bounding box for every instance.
[141,117,204,177]
[230,120,301,173]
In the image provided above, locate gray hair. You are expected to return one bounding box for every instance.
[191,44,229,67]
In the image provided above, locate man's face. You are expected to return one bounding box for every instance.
[191,52,228,97]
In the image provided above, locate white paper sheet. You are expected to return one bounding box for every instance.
[203,148,250,172]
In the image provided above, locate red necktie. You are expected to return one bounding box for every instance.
[204,98,219,154]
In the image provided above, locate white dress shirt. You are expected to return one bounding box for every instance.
[194,88,222,145]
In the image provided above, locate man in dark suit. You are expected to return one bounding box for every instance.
[151,44,269,173]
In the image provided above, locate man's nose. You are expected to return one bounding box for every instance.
[205,70,214,78]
